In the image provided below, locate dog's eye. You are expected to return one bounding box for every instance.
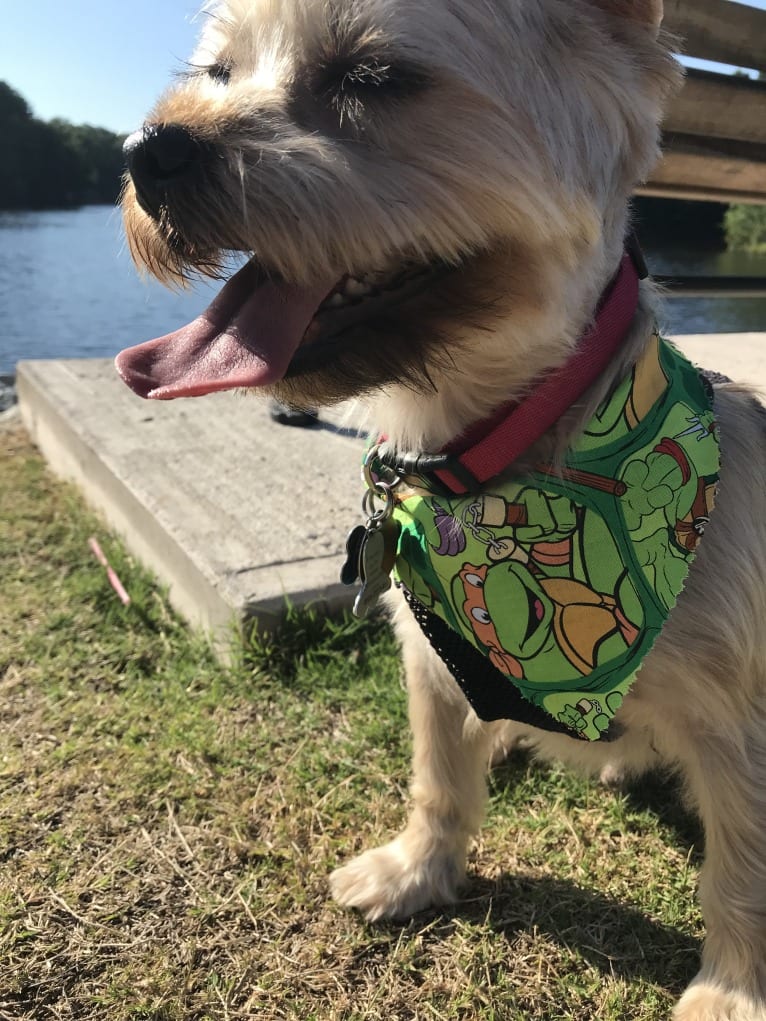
[315,55,430,117]
[207,63,232,85]
[336,62,393,91]
[343,59,428,96]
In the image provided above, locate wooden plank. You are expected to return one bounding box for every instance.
[642,137,766,203]
[664,69,766,146]
[647,2,766,202]
[639,180,766,204]
[664,0,766,72]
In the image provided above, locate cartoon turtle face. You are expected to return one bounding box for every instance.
[456,565,523,678]
[456,562,554,673]
[483,560,554,658]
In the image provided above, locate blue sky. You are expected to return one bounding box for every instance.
[0,0,203,134]
[2,0,765,135]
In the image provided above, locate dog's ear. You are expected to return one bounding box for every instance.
[589,0,663,32]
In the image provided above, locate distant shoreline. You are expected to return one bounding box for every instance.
[0,202,118,215]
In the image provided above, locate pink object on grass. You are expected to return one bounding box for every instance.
[88,537,132,606]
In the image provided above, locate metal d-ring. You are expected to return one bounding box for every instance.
[361,445,400,529]
[361,485,395,529]
[362,445,400,491]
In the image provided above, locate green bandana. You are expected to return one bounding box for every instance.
[391,336,720,741]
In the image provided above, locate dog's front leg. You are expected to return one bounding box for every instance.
[331,602,494,920]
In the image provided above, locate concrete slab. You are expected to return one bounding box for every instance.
[17,358,367,640]
[15,332,766,643]
[674,334,766,394]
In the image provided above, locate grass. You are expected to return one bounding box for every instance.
[0,424,705,1020]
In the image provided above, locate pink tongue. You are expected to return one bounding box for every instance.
[115,261,334,400]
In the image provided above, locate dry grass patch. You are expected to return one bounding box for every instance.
[0,426,704,1019]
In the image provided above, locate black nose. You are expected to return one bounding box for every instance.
[124,124,204,219]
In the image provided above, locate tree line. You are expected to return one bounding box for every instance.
[1,79,764,252]
[0,81,125,211]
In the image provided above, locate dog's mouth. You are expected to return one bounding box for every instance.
[115,257,443,401]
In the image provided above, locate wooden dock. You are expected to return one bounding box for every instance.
[645,0,766,204]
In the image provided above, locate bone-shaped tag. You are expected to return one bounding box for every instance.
[341,525,367,586]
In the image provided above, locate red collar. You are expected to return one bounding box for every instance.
[378,247,644,496]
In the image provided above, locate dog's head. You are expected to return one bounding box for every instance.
[118,0,679,411]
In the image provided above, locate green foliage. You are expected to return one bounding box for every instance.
[0,81,125,211]
[724,203,766,254]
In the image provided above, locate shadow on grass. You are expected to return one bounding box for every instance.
[468,872,699,993]
[356,760,705,996]
[621,771,704,854]
[241,603,394,685]
[491,751,704,864]
[364,873,700,997]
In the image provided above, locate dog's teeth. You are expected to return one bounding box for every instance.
[319,267,417,313]
[344,278,373,298]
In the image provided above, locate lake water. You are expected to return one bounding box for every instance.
[1,206,765,379]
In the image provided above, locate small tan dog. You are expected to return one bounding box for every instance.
[117,1,766,1017]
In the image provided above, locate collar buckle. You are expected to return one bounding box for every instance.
[374,444,480,496]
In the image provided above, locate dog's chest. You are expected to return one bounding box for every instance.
[388,337,720,741]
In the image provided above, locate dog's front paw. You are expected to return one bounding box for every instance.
[598,761,627,788]
[674,982,765,1021]
[330,836,464,921]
